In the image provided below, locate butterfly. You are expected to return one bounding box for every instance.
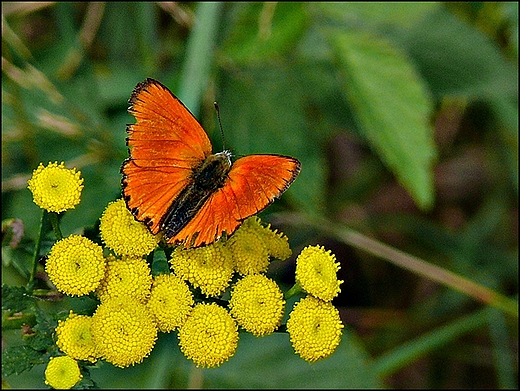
[121,78,301,247]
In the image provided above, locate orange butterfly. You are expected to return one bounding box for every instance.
[121,78,300,247]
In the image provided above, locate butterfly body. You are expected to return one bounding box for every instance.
[121,78,300,247]
[161,151,232,241]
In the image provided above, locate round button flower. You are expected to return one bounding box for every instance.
[100,198,158,257]
[170,241,234,297]
[44,355,82,389]
[178,303,238,368]
[242,217,292,261]
[286,296,343,363]
[295,245,343,302]
[27,161,83,213]
[91,297,157,368]
[147,273,194,332]
[45,235,106,296]
[229,274,285,337]
[95,255,152,304]
[228,223,270,276]
[56,311,97,362]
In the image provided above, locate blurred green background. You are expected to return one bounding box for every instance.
[2,2,517,388]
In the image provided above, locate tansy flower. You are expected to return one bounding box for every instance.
[295,245,343,302]
[96,255,152,303]
[55,311,97,362]
[27,161,83,213]
[44,355,82,389]
[100,199,158,257]
[178,303,238,368]
[147,273,194,332]
[244,217,292,261]
[228,222,270,276]
[45,235,105,296]
[91,297,157,368]
[229,274,285,337]
[169,242,234,297]
[286,296,343,363]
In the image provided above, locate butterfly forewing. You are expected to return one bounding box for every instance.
[121,78,213,234]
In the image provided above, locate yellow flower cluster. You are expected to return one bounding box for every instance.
[45,235,106,296]
[287,245,344,362]
[229,274,285,337]
[170,241,234,297]
[295,245,343,301]
[28,161,83,213]
[55,311,97,363]
[100,198,159,257]
[163,217,292,367]
[96,255,152,303]
[28,157,345,378]
[147,274,194,332]
[44,355,82,389]
[178,303,238,368]
[91,297,157,368]
[286,296,343,363]
[228,216,292,275]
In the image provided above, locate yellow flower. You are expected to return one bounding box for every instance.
[91,297,157,368]
[45,235,105,296]
[44,355,82,389]
[100,199,158,257]
[178,303,238,368]
[96,255,152,303]
[295,245,343,302]
[243,217,292,261]
[286,296,343,363]
[55,311,97,362]
[229,274,285,337]
[169,241,234,297]
[147,273,194,332]
[27,161,83,213]
[228,223,270,276]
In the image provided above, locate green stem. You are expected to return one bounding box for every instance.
[27,209,46,292]
[177,2,223,115]
[284,282,305,300]
[279,213,518,319]
[48,212,63,240]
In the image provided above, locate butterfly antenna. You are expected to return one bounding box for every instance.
[214,101,226,150]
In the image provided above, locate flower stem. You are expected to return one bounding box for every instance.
[27,209,46,292]
[48,211,63,240]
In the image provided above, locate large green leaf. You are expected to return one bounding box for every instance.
[329,30,436,210]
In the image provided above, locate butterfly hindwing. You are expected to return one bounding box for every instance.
[168,154,301,247]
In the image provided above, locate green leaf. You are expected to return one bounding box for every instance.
[329,30,436,210]
[2,285,34,312]
[1,345,47,377]
[25,307,57,351]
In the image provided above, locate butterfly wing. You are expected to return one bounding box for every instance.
[169,154,301,247]
[121,78,212,234]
